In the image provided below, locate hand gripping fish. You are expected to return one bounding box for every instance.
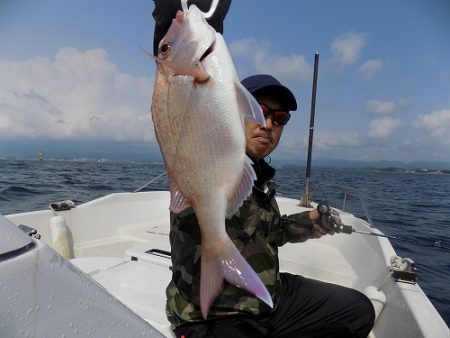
[150,4,273,318]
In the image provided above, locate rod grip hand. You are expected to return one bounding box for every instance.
[316,201,353,234]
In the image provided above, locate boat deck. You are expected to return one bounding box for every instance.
[72,245,173,335]
[70,223,360,337]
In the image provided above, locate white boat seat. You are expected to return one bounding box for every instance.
[71,246,173,337]
[117,221,170,243]
[71,256,128,275]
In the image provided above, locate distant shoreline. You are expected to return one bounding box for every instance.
[2,157,450,174]
[369,167,450,174]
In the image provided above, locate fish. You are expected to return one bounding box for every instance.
[150,4,273,319]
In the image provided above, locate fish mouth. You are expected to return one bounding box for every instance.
[199,39,215,63]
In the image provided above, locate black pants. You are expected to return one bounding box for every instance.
[173,273,375,338]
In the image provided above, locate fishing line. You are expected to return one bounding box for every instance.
[351,229,450,251]
[133,172,166,193]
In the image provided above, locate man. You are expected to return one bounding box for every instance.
[153,2,375,337]
[166,74,375,338]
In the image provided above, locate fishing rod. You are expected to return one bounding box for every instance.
[291,202,450,251]
[283,202,450,251]
[350,229,450,250]
[294,53,448,250]
[300,52,319,207]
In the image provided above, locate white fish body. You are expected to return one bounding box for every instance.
[151,5,272,318]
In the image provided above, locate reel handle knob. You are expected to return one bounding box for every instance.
[316,201,347,233]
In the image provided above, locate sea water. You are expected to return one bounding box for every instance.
[1,158,449,325]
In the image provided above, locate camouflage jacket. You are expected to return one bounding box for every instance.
[166,160,308,326]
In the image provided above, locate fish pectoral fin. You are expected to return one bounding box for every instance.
[169,179,191,213]
[200,237,273,319]
[234,81,267,127]
[226,156,256,217]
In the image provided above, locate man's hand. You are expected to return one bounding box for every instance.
[309,209,334,238]
[282,209,334,242]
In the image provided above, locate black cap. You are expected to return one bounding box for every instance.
[241,74,297,111]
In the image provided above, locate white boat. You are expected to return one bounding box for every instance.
[1,189,449,337]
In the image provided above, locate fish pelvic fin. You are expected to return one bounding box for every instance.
[235,81,267,127]
[200,237,273,319]
[169,176,191,213]
[226,155,256,217]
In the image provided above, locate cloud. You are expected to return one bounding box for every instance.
[368,117,401,139]
[412,109,450,143]
[229,37,312,82]
[0,47,154,142]
[330,32,366,65]
[366,99,409,114]
[366,100,396,114]
[358,59,384,80]
[313,130,362,150]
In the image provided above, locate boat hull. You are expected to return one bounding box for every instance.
[3,191,449,337]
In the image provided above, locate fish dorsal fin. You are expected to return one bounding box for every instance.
[226,156,257,217]
[234,81,266,127]
[169,176,191,213]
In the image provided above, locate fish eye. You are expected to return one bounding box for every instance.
[159,41,172,59]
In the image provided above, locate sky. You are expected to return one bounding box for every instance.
[1,0,450,164]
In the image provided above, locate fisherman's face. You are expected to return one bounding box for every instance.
[245,95,286,160]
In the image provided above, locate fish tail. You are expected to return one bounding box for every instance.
[200,237,273,319]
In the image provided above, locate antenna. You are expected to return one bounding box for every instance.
[300,52,320,207]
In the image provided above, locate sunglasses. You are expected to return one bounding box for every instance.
[259,103,291,126]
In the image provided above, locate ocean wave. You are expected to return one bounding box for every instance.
[0,186,51,196]
[0,195,11,202]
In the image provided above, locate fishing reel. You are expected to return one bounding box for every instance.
[281,201,352,234]
[316,201,352,234]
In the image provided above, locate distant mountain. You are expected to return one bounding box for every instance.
[2,139,450,170]
[315,158,450,170]
[0,139,162,162]
[276,156,450,170]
